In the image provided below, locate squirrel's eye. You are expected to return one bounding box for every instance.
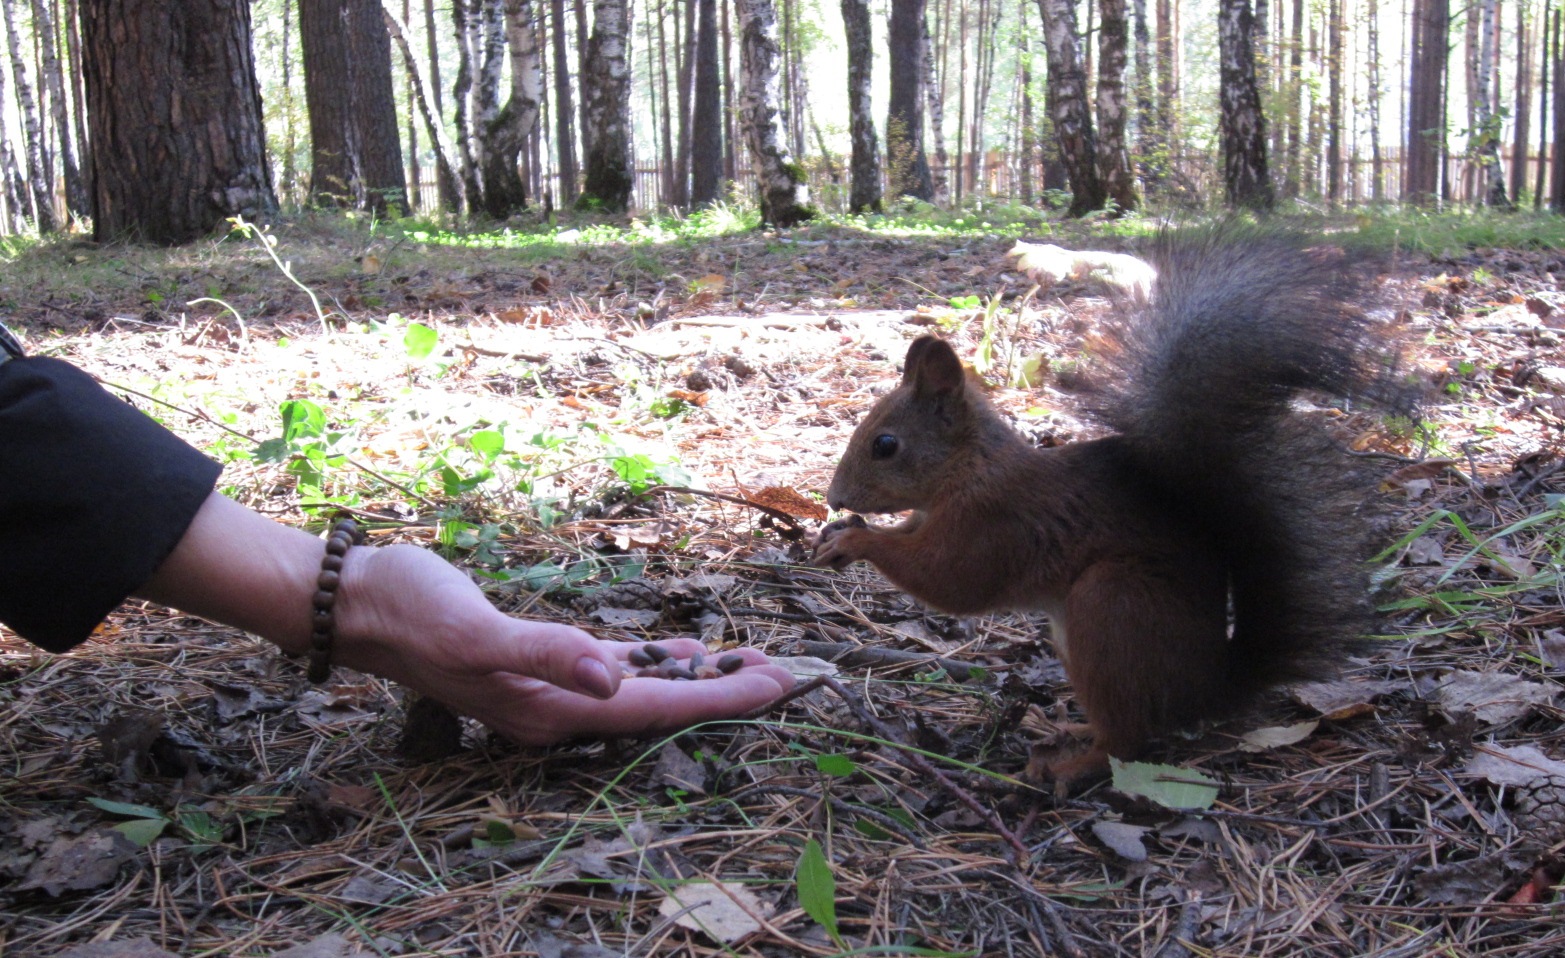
[870,434,898,460]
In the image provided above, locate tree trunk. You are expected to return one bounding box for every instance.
[888,0,934,199]
[1537,3,1551,209]
[922,6,947,201]
[1471,0,1512,207]
[1096,0,1138,212]
[32,0,86,219]
[736,0,813,224]
[66,0,93,211]
[81,0,277,243]
[0,20,25,230]
[653,0,674,205]
[842,0,881,212]
[479,0,544,217]
[3,0,57,230]
[579,0,633,210]
[1552,7,1565,211]
[384,4,465,211]
[690,0,723,204]
[1038,0,1105,216]
[1155,0,1176,167]
[1284,0,1303,196]
[673,0,696,207]
[1218,0,1274,210]
[1020,0,1036,204]
[1368,0,1383,201]
[1131,0,1157,187]
[551,0,579,205]
[1326,0,1342,203]
[1407,0,1448,206]
[1512,1,1531,204]
[299,0,408,215]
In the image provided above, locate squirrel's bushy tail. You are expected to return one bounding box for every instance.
[1084,223,1404,691]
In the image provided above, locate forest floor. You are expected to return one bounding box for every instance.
[1,211,1564,957]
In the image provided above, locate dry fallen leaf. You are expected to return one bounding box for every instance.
[657,880,775,943]
[1465,744,1565,788]
[745,485,828,522]
[1432,670,1558,725]
[1238,719,1320,752]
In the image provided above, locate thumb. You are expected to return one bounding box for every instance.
[471,620,623,700]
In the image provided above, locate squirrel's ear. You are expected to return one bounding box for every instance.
[904,336,965,398]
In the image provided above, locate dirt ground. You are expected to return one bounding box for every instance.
[2,221,1564,957]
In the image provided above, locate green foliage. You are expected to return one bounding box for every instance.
[1349,210,1565,255]
[795,838,844,948]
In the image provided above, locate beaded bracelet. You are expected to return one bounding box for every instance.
[308,518,365,683]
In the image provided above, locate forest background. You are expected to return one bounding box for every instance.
[0,0,1551,238]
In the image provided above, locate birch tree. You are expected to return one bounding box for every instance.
[1038,0,1105,216]
[2,0,57,230]
[842,0,881,212]
[580,0,633,210]
[736,0,814,223]
[1217,0,1274,210]
[1096,0,1138,212]
[1470,0,1511,208]
[480,0,545,217]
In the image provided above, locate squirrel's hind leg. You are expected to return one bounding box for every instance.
[1052,556,1230,788]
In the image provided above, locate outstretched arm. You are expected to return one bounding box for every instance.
[136,492,795,745]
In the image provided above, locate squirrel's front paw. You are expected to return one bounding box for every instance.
[813,514,868,568]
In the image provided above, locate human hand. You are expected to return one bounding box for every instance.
[332,544,795,745]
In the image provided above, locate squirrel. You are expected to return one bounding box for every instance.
[815,226,1402,787]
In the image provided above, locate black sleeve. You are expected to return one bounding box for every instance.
[0,355,223,652]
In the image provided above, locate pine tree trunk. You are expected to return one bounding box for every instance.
[1038,0,1105,216]
[81,0,277,243]
[1218,0,1274,209]
[842,0,881,212]
[32,0,85,219]
[1326,0,1342,203]
[1407,0,1448,206]
[690,0,723,203]
[580,0,633,210]
[1284,0,1303,196]
[551,0,579,204]
[299,0,408,215]
[888,0,934,199]
[1020,0,1037,204]
[736,0,813,223]
[1512,1,1531,203]
[673,0,697,207]
[385,5,465,211]
[1155,0,1176,165]
[1536,4,1551,209]
[66,0,92,207]
[2,0,57,230]
[655,0,676,205]
[1096,0,1138,212]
